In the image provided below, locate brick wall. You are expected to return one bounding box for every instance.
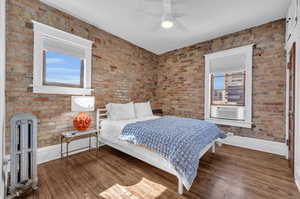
[155,20,286,142]
[5,0,158,149]
[5,0,286,150]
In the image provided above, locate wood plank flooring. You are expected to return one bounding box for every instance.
[21,145,300,199]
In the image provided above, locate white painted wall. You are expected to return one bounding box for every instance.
[286,24,300,192]
[0,0,6,197]
[294,39,300,191]
[285,0,300,191]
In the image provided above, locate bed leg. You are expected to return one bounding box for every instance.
[216,141,223,147]
[211,142,216,153]
[178,177,184,195]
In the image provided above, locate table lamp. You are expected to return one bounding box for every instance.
[71,96,95,131]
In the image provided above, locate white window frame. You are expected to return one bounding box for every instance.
[204,44,253,128]
[32,21,93,95]
[0,0,6,198]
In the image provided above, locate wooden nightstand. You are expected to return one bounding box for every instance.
[60,129,99,159]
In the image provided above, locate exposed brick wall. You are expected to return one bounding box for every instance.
[155,20,286,142]
[5,0,158,149]
[5,0,286,150]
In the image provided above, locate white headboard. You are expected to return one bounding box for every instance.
[96,108,108,132]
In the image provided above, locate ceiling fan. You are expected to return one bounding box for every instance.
[161,0,184,29]
[139,0,188,31]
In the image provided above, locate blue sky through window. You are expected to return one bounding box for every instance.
[45,51,81,85]
[213,73,225,90]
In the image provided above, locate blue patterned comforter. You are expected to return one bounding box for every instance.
[120,116,226,190]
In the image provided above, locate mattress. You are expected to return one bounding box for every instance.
[100,116,175,172]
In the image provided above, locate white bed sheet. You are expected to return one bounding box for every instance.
[100,116,160,141]
[100,116,175,172]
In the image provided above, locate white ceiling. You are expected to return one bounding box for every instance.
[41,0,290,54]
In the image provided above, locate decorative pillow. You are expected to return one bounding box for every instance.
[106,102,136,121]
[134,101,153,119]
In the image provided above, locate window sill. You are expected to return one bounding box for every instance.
[33,85,93,95]
[206,117,252,128]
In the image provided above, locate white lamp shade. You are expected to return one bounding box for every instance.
[71,96,95,112]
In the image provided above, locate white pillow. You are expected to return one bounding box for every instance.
[134,101,153,118]
[106,102,136,121]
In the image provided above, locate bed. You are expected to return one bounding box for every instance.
[96,106,224,194]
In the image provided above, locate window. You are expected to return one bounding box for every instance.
[43,51,83,87]
[211,72,245,106]
[32,21,93,95]
[204,45,253,128]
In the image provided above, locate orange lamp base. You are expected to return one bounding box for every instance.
[73,112,92,131]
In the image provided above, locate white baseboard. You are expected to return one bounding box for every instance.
[296,177,300,192]
[37,137,99,164]
[296,167,300,192]
[5,137,100,167]
[220,135,288,156]
[7,135,288,164]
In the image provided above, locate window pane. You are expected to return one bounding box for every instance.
[212,75,225,105]
[212,72,245,106]
[44,51,82,86]
[225,73,245,105]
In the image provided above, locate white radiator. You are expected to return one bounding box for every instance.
[8,113,38,196]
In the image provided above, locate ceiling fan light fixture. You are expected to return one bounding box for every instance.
[161,13,174,29]
[161,20,174,29]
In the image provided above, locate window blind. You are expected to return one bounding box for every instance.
[43,36,86,59]
[209,54,246,73]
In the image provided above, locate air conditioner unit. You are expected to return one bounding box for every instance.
[211,106,245,121]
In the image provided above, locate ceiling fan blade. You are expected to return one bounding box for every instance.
[174,18,188,32]
[136,10,161,18]
[172,13,187,18]
[148,20,162,32]
[135,0,162,18]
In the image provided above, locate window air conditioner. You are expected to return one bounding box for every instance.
[211,106,245,121]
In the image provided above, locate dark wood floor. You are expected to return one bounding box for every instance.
[22,145,300,199]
